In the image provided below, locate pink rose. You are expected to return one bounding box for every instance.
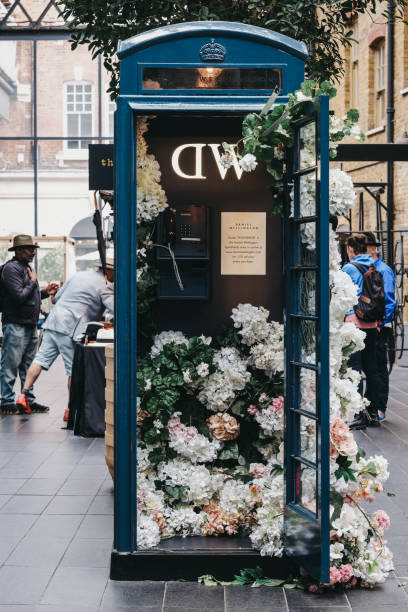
[329,566,343,585]
[339,563,353,582]
[308,584,319,592]
[374,509,390,532]
[247,405,259,415]
[330,417,358,457]
[249,463,267,478]
[272,396,284,413]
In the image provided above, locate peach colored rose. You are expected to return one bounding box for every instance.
[330,417,357,457]
[207,413,240,441]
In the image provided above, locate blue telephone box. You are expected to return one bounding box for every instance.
[113,21,330,583]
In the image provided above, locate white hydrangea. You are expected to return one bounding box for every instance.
[250,468,284,557]
[239,153,258,172]
[157,458,224,505]
[219,479,251,514]
[164,505,206,537]
[255,405,284,437]
[137,511,160,549]
[169,434,221,464]
[136,118,168,224]
[249,322,284,375]
[150,330,189,357]
[198,347,250,412]
[231,303,271,345]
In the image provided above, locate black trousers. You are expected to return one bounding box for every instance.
[348,327,379,417]
[375,326,391,413]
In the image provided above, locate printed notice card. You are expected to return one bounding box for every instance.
[221,212,266,275]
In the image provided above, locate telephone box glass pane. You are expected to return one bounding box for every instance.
[142,67,282,90]
[299,173,316,218]
[299,123,316,170]
[300,416,316,463]
[299,368,316,415]
[299,319,316,363]
[298,271,316,315]
[298,464,317,514]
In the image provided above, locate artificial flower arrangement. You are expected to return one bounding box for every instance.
[134,82,393,589]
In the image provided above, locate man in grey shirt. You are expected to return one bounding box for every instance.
[16,258,114,414]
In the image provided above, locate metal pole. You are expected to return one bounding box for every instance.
[33,39,38,271]
[386,0,395,268]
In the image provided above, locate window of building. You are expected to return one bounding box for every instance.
[350,23,359,108]
[64,82,93,150]
[374,42,385,125]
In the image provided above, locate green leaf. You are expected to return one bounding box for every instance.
[330,490,344,522]
[219,442,239,461]
[346,108,359,123]
[300,80,316,98]
[242,113,259,137]
[238,455,246,466]
[317,81,337,98]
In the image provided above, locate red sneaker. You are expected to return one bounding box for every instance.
[15,393,31,415]
[63,408,69,422]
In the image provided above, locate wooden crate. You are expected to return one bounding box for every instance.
[105,344,114,479]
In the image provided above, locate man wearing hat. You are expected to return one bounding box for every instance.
[16,258,114,417]
[365,232,396,421]
[0,235,59,414]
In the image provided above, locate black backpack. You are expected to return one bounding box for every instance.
[0,261,12,313]
[351,261,385,322]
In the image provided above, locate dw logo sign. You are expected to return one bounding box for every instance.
[171,143,244,180]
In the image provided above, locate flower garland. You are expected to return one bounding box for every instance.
[134,83,392,589]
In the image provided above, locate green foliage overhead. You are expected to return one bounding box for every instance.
[58,0,407,99]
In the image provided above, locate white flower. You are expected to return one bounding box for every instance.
[219,480,251,514]
[144,379,152,391]
[219,153,234,169]
[239,153,258,172]
[231,303,271,345]
[169,434,221,464]
[197,362,209,377]
[153,419,163,431]
[330,541,344,560]
[164,506,206,537]
[198,347,250,412]
[183,369,192,384]
[137,511,160,549]
[150,330,189,357]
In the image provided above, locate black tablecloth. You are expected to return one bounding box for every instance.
[68,343,107,437]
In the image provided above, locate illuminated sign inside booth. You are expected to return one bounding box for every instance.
[171,143,244,180]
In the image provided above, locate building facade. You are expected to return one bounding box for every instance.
[331,8,408,249]
[0,0,113,245]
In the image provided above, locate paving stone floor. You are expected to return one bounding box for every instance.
[0,356,408,610]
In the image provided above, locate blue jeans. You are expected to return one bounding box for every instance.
[1,323,38,405]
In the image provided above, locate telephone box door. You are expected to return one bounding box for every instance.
[283,95,330,583]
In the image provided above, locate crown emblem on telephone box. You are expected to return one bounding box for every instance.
[199,39,227,62]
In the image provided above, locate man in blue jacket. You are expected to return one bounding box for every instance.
[365,232,396,421]
[342,233,380,430]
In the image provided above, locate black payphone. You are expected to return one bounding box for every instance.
[156,204,211,300]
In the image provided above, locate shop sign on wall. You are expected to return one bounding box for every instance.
[221,212,266,275]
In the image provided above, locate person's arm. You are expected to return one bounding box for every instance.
[52,277,73,304]
[100,285,114,315]
[382,268,396,325]
[2,263,37,304]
